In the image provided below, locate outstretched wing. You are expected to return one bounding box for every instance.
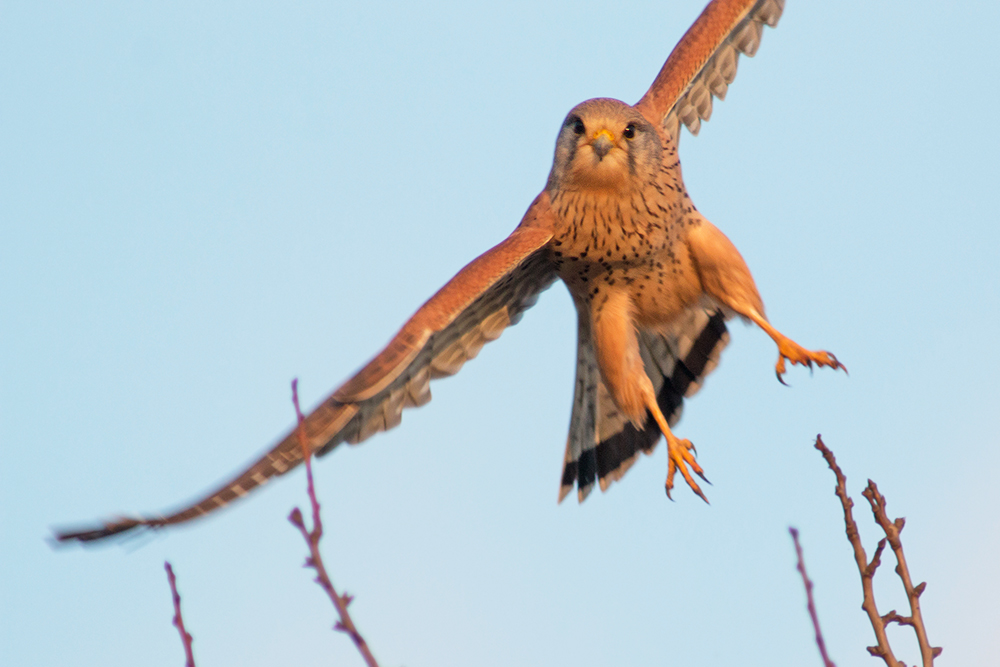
[560,305,729,503]
[56,193,559,543]
[634,0,785,136]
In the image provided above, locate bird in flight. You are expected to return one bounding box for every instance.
[56,0,843,544]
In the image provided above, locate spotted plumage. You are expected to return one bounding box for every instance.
[56,0,844,544]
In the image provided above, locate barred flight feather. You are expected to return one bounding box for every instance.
[54,228,556,542]
[637,0,784,138]
[666,0,783,137]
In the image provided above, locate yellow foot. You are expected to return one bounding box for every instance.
[665,434,710,503]
[774,338,847,386]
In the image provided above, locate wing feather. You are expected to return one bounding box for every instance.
[634,0,785,137]
[56,194,558,543]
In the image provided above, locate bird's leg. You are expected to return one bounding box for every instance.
[647,397,709,503]
[686,217,845,384]
[589,289,708,502]
[744,310,846,384]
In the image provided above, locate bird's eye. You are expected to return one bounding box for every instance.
[571,118,585,135]
[623,123,636,140]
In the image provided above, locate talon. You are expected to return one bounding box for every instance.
[663,435,709,503]
[747,315,846,382]
[691,483,710,505]
[773,338,846,381]
[774,354,790,385]
[648,394,710,503]
[829,353,849,375]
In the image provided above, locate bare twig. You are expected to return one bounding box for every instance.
[814,435,900,666]
[289,379,380,667]
[164,561,196,667]
[862,481,942,666]
[789,527,836,667]
[814,435,941,667]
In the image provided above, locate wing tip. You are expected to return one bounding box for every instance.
[654,0,787,138]
[51,516,158,545]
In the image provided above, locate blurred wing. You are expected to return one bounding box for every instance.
[56,194,559,543]
[559,305,729,503]
[634,0,784,137]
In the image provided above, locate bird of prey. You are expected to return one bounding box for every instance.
[56,0,843,544]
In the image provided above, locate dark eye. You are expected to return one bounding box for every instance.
[571,117,585,135]
[623,123,636,140]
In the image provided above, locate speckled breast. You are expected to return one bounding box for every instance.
[547,184,705,325]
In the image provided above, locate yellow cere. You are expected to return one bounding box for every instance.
[592,129,615,142]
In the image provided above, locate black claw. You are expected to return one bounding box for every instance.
[696,471,712,486]
[831,354,849,376]
[664,485,675,501]
[776,369,790,386]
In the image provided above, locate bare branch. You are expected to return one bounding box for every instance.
[814,436,901,667]
[164,561,196,667]
[789,527,836,667]
[289,379,380,667]
[862,481,943,665]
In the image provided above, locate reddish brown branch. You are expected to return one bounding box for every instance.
[814,436,900,666]
[164,561,196,667]
[289,379,380,667]
[789,527,836,667]
[862,481,942,665]
[814,435,942,667]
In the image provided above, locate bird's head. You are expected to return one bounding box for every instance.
[546,98,661,193]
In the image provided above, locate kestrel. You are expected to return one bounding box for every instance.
[56,0,843,543]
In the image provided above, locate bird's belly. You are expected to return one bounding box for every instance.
[557,246,704,330]
[549,187,703,327]
[629,267,703,329]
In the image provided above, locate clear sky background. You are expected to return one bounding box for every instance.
[3,1,999,665]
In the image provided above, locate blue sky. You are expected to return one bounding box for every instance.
[2,1,998,665]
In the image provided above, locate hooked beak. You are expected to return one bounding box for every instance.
[590,129,615,160]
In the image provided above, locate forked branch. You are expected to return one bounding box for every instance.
[862,481,942,666]
[814,435,941,667]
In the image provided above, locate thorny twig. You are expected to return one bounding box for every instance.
[289,379,380,667]
[789,527,836,667]
[814,435,941,667]
[164,561,196,667]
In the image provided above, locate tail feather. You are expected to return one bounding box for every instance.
[559,308,729,502]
